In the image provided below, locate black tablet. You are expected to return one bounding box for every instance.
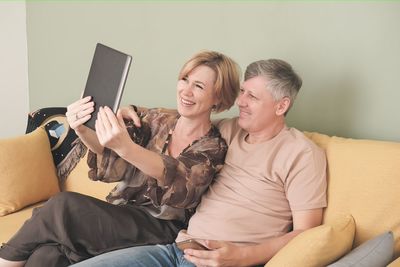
[82,43,132,130]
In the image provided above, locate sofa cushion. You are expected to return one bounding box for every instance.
[0,127,60,216]
[0,203,43,243]
[322,136,400,257]
[327,231,394,267]
[265,214,355,267]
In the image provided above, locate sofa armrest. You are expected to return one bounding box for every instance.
[26,107,79,166]
[26,107,87,185]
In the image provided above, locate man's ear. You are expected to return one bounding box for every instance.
[275,97,291,116]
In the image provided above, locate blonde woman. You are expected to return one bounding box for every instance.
[0,51,240,267]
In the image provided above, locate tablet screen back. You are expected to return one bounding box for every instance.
[82,43,132,130]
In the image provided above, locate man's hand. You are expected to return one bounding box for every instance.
[119,105,141,127]
[183,240,247,267]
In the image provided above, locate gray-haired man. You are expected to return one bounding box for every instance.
[73,59,327,267]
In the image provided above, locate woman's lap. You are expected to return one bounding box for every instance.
[0,192,184,265]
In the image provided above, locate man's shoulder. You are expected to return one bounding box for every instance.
[288,128,326,160]
[213,117,241,143]
[213,117,238,128]
[284,127,325,154]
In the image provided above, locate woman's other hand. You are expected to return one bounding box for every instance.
[66,96,95,133]
[119,106,141,127]
[96,106,132,156]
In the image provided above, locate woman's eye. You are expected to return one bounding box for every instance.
[239,89,244,94]
[195,84,204,90]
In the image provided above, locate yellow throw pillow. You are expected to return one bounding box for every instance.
[387,256,400,267]
[0,127,60,216]
[265,215,355,267]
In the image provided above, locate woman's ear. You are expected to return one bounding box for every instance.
[212,99,221,111]
[275,97,290,116]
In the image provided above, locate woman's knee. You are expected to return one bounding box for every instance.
[47,192,86,207]
[39,192,90,217]
[24,245,70,267]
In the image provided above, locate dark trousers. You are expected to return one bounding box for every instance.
[0,192,184,266]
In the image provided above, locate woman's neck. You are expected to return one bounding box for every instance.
[175,115,212,139]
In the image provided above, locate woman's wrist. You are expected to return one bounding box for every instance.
[114,141,136,160]
[74,125,87,136]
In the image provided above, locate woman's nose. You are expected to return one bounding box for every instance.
[181,83,194,95]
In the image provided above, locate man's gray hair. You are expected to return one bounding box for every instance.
[244,59,302,114]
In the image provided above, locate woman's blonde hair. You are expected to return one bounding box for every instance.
[178,50,241,113]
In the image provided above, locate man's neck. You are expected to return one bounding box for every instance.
[246,120,286,144]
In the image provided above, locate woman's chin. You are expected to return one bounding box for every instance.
[177,105,193,116]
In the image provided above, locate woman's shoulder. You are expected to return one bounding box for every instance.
[191,125,227,152]
[140,107,179,125]
[144,107,178,117]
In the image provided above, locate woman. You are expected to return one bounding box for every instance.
[0,51,240,267]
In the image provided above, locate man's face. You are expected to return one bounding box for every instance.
[236,75,282,133]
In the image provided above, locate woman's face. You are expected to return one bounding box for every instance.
[176,65,218,120]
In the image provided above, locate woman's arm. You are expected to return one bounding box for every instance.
[74,126,104,155]
[86,108,152,183]
[66,96,104,154]
[96,107,227,208]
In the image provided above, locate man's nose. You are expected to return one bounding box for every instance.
[236,94,246,107]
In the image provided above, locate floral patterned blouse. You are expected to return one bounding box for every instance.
[87,107,227,222]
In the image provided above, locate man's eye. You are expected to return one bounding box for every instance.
[182,77,188,82]
[239,89,244,94]
[250,94,257,99]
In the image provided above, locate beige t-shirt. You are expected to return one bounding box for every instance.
[176,118,327,244]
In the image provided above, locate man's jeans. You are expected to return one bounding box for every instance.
[71,243,195,267]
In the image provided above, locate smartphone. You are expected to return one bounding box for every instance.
[176,239,209,251]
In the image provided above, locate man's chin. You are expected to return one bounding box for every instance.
[237,118,249,130]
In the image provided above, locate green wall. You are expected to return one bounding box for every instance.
[26,2,400,142]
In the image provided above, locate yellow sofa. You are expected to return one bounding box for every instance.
[1,111,399,266]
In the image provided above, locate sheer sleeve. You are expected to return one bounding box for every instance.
[87,119,151,183]
[86,106,176,183]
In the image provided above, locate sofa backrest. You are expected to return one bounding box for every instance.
[29,108,400,257]
[68,131,400,258]
[305,132,400,257]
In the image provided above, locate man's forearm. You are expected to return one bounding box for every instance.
[239,230,303,266]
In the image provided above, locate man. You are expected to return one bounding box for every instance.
[73,59,327,267]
